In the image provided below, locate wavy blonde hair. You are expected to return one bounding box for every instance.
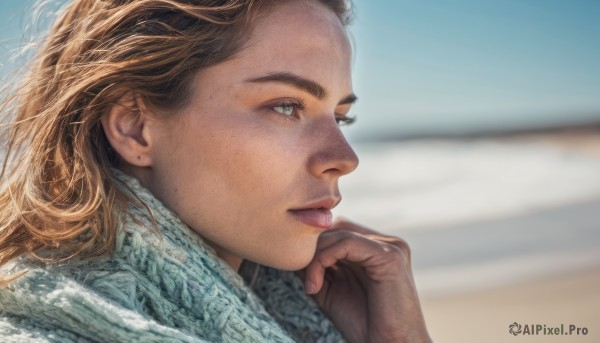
[0,0,352,285]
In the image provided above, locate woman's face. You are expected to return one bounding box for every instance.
[144,0,359,271]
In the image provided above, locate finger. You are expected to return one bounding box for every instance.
[304,232,396,294]
[308,228,359,253]
[336,258,371,292]
[303,225,413,294]
[298,232,345,294]
[316,223,389,251]
[294,232,349,289]
[332,217,412,266]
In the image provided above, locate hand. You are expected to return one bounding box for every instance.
[295,217,432,343]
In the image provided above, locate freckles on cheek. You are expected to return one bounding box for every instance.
[225,133,300,198]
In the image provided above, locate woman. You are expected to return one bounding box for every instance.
[0,0,432,342]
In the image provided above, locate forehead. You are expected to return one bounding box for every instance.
[228,1,353,93]
[251,1,350,48]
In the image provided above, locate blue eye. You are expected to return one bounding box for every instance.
[269,99,357,127]
[272,104,297,116]
[270,99,306,120]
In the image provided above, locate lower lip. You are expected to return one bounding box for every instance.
[288,208,333,229]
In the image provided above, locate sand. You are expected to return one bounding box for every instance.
[501,126,600,157]
[420,266,600,342]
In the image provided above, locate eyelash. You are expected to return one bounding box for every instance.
[269,98,357,127]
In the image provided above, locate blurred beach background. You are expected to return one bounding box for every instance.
[2,0,600,342]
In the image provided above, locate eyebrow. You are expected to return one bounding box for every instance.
[245,72,358,105]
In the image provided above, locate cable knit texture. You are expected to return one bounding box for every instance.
[0,169,346,342]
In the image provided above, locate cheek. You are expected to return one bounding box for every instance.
[217,126,302,204]
[152,107,323,270]
[168,109,305,220]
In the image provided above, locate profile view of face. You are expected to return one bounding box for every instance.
[143,0,359,271]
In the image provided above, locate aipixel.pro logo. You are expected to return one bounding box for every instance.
[509,322,588,336]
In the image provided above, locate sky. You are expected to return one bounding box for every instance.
[1,0,599,142]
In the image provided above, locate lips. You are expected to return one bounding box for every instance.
[288,208,333,229]
[289,197,340,211]
[288,196,340,229]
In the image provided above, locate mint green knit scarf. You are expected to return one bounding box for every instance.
[0,169,345,342]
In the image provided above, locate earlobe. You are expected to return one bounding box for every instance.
[100,93,154,167]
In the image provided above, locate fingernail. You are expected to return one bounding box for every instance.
[305,282,316,294]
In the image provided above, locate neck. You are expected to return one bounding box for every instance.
[217,249,244,273]
[202,236,244,272]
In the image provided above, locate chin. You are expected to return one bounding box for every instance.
[246,221,321,271]
[267,239,318,271]
[271,256,312,271]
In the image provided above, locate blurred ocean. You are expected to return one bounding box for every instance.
[333,131,600,297]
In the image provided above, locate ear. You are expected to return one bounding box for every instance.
[100,93,154,167]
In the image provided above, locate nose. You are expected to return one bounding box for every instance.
[307,120,359,178]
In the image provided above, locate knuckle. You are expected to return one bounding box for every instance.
[393,238,411,258]
[315,253,327,266]
[386,239,411,263]
[384,244,404,262]
[339,230,360,243]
